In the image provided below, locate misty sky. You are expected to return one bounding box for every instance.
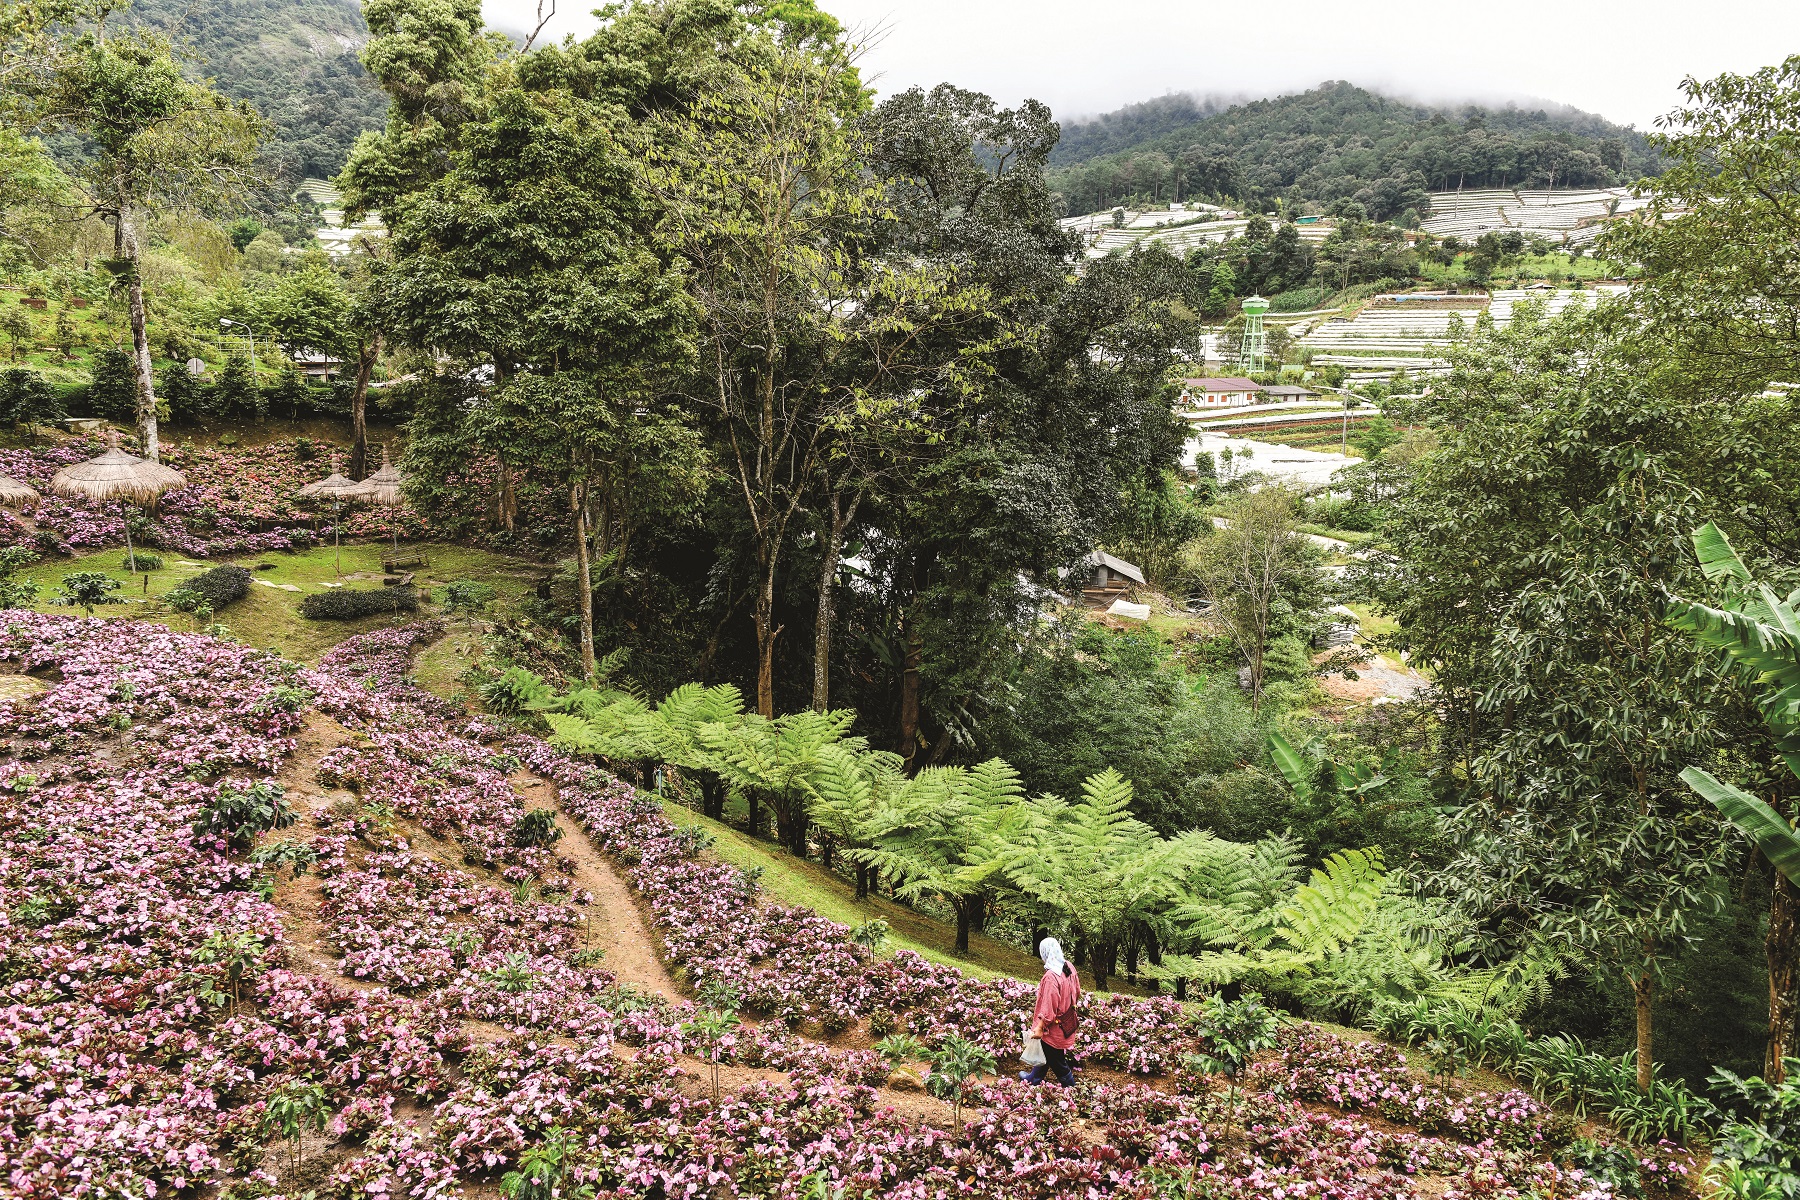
[485,0,1800,130]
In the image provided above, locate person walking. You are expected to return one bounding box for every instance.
[1020,936,1080,1086]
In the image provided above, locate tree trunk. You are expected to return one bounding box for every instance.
[570,473,596,680]
[1769,870,1799,1082]
[954,901,970,953]
[818,837,832,871]
[119,212,159,461]
[1631,970,1655,1092]
[855,863,869,900]
[700,774,725,821]
[746,789,761,839]
[1174,977,1188,1002]
[812,489,859,712]
[349,335,376,479]
[968,892,987,935]
[755,557,779,718]
[500,460,516,533]
[898,621,923,769]
[898,552,931,769]
[1125,931,1141,981]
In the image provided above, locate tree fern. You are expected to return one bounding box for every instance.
[1276,847,1386,956]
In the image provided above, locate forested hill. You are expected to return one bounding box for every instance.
[1047,81,1660,220]
[124,0,387,181]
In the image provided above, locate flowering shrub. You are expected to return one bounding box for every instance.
[0,612,1677,1200]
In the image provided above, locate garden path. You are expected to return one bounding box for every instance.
[267,712,956,1125]
[509,770,683,1001]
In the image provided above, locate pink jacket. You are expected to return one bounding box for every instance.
[1031,964,1081,1050]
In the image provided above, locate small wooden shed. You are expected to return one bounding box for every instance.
[1080,550,1145,607]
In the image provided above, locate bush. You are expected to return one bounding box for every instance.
[298,587,420,620]
[194,780,295,851]
[510,808,563,848]
[83,348,138,421]
[0,546,36,608]
[121,551,163,571]
[0,366,63,427]
[52,571,122,614]
[167,565,252,613]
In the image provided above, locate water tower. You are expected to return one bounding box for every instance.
[1238,294,1269,374]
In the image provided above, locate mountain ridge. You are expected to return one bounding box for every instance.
[1046,81,1659,220]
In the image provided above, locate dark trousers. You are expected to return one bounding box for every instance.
[1024,1042,1075,1087]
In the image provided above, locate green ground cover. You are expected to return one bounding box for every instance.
[17,541,540,663]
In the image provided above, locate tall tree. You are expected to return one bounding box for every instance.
[857,85,1197,767]
[640,30,873,717]
[1602,55,1800,397]
[382,45,698,677]
[1364,299,1800,1090]
[1185,486,1323,712]
[18,20,262,459]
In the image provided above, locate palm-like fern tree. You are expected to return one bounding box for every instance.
[857,758,1027,952]
[1666,521,1800,1079]
[702,708,862,854]
[646,682,747,818]
[1163,845,1388,994]
[1007,769,1186,988]
[803,742,907,891]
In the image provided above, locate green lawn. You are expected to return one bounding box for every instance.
[17,541,541,664]
[660,799,1056,987]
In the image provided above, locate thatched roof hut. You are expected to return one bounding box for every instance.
[348,445,406,507]
[0,477,40,507]
[49,445,187,504]
[299,456,363,502]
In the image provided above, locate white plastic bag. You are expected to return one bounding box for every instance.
[1021,1025,1046,1067]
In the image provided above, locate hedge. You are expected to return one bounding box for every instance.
[166,565,252,613]
[298,587,420,620]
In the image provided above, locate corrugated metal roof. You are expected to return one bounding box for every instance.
[1182,377,1263,391]
[1081,550,1145,585]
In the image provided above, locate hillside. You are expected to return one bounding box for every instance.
[1047,81,1659,221]
[123,0,387,181]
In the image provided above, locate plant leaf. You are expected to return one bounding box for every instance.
[1680,766,1800,885]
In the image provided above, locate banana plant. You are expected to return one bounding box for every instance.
[1666,521,1800,885]
[1269,730,1390,804]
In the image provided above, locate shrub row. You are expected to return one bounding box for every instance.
[166,564,252,613]
[299,586,420,620]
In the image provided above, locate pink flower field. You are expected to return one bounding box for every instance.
[0,613,1690,1199]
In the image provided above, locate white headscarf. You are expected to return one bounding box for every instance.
[1038,937,1066,976]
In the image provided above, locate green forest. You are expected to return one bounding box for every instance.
[121,0,387,181]
[1047,82,1661,219]
[2,2,1800,1197]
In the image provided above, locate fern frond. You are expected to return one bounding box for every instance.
[1276,847,1385,956]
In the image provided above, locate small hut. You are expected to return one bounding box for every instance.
[1079,550,1145,607]
[50,440,187,574]
[0,477,40,508]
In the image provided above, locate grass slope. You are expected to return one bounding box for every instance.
[660,801,1055,988]
[18,541,538,663]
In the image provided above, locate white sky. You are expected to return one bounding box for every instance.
[484,0,1800,131]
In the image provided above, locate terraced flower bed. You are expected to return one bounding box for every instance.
[0,614,1688,1198]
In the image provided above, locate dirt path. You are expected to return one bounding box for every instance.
[511,772,683,1002]
[262,711,960,1131]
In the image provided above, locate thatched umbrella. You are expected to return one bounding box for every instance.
[50,437,187,575]
[348,444,408,552]
[0,477,40,508]
[298,453,362,575]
